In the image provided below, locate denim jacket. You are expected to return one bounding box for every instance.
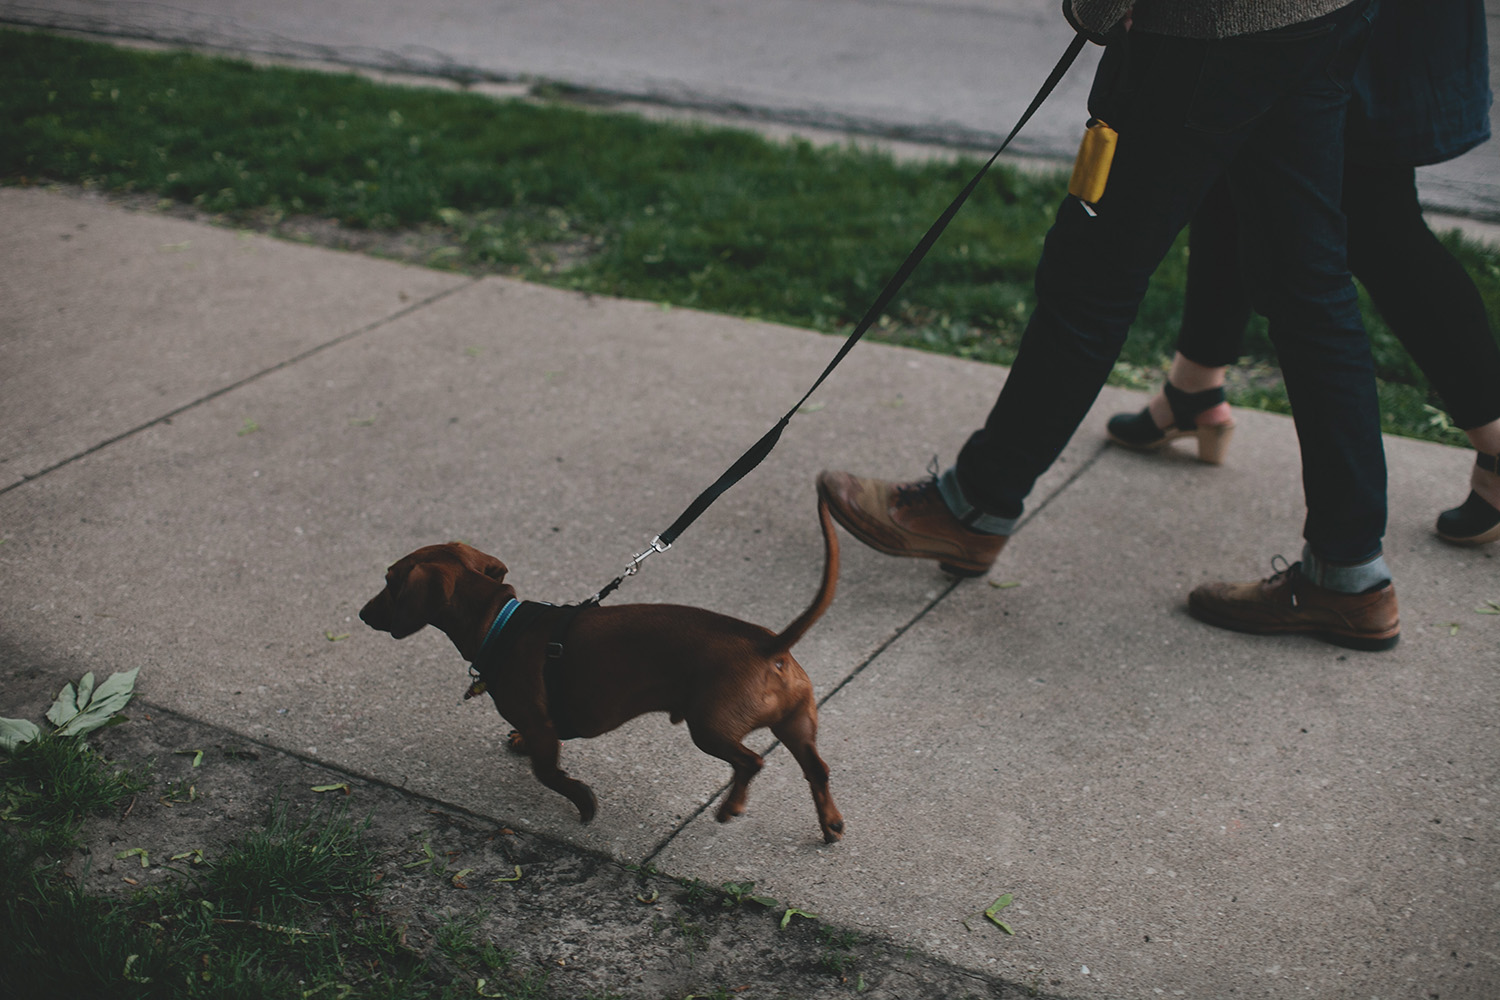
[1345,0,1490,166]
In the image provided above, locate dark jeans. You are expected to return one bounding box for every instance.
[953,1,1384,563]
[1181,167,1500,431]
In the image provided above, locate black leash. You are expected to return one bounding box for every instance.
[585,32,1089,606]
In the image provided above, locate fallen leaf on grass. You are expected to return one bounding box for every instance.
[491,866,522,884]
[122,953,151,984]
[451,868,474,889]
[405,840,439,870]
[311,783,350,794]
[174,749,204,767]
[635,889,659,903]
[984,893,1015,934]
[170,849,205,865]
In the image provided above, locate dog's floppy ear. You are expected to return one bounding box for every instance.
[452,542,508,581]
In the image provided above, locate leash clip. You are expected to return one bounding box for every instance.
[626,535,671,576]
[581,535,672,606]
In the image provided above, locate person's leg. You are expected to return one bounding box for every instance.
[949,30,1247,520]
[1340,161,1500,542]
[1148,177,1243,431]
[821,1,1387,599]
[1179,4,1399,649]
[1107,177,1241,455]
[1226,90,1388,572]
[1177,175,1254,369]
[1343,162,1500,431]
[821,28,1247,572]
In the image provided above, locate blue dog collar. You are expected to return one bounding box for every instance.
[480,598,522,655]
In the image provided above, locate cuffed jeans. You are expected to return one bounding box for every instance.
[951,0,1385,564]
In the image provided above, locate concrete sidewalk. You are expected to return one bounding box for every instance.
[2,185,1497,999]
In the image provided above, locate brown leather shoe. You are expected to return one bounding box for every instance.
[1188,558,1400,651]
[815,470,1007,577]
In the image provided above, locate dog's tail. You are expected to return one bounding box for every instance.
[764,492,840,655]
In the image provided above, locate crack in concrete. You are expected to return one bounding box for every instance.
[0,277,479,498]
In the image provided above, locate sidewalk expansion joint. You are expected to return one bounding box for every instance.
[637,442,1107,865]
[638,575,961,867]
[0,278,479,498]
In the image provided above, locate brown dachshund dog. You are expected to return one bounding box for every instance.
[360,498,844,843]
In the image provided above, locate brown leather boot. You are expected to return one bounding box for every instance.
[1188,558,1400,651]
[815,470,1007,577]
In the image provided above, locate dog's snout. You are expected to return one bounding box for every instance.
[359,592,389,630]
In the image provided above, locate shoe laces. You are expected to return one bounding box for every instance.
[1266,555,1304,606]
[1265,554,1301,583]
[891,457,943,509]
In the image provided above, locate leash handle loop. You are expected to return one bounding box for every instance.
[590,32,1088,602]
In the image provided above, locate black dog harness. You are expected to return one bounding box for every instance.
[469,599,587,740]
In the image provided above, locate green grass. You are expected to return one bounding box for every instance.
[0,732,151,855]
[204,800,378,921]
[3,27,1498,445]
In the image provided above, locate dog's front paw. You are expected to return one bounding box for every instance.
[822,817,845,844]
[506,730,528,755]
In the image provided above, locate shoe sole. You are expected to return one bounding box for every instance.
[1436,522,1500,546]
[1187,602,1400,652]
[1107,422,1234,465]
[815,478,993,578]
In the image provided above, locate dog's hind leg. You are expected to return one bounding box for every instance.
[518,728,598,823]
[689,724,764,823]
[772,708,844,843]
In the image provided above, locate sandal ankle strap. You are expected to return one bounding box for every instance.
[1478,451,1498,475]
[1162,382,1226,431]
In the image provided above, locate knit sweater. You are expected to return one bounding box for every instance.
[1066,0,1355,40]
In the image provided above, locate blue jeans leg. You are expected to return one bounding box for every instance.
[1226,67,1386,563]
[952,3,1384,563]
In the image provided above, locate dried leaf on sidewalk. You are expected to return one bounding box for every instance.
[984,893,1015,934]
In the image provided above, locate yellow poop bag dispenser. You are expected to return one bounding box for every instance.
[1068,118,1118,214]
